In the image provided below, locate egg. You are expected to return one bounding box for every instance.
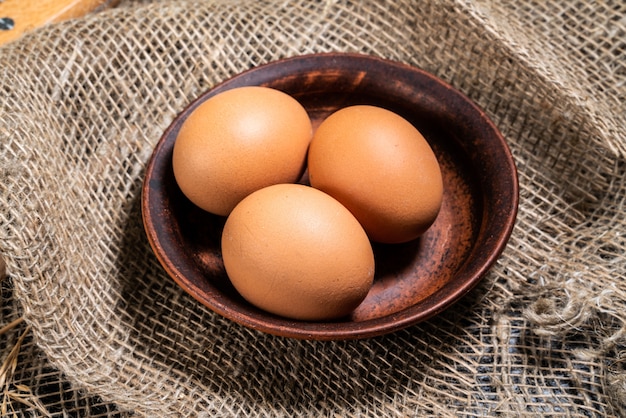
[221,183,375,321]
[172,86,312,216]
[308,105,443,244]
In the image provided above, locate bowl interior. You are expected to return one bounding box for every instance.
[142,53,518,340]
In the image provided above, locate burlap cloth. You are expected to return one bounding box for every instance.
[1,0,625,416]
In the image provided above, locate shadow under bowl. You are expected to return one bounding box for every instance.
[142,53,518,340]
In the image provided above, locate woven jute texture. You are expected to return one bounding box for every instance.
[1,0,626,416]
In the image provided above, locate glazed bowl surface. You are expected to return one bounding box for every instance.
[142,53,519,340]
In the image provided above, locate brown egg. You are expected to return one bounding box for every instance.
[172,86,312,216]
[308,105,443,244]
[221,183,375,321]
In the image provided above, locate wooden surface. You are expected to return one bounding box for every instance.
[0,0,119,46]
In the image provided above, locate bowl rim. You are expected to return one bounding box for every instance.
[142,52,519,340]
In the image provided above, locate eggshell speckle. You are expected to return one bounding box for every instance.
[308,105,443,243]
[221,183,375,321]
[172,86,312,216]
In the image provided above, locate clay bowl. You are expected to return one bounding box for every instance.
[142,53,518,340]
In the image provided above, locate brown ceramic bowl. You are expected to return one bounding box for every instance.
[142,53,518,340]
